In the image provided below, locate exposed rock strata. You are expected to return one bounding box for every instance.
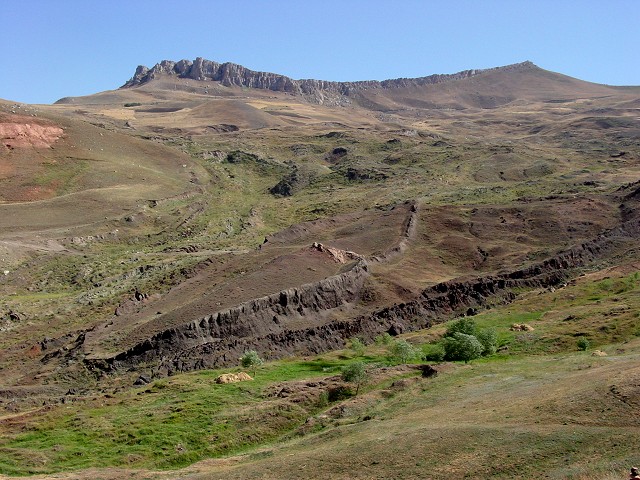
[84,214,640,377]
[121,57,537,104]
[87,258,369,373]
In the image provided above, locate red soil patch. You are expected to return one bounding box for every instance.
[0,115,64,150]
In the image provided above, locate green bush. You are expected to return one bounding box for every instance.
[341,361,369,395]
[123,102,142,107]
[226,150,259,164]
[576,336,591,351]
[240,350,264,376]
[476,328,498,356]
[444,317,477,337]
[375,332,394,346]
[422,343,445,362]
[443,332,484,363]
[388,339,419,364]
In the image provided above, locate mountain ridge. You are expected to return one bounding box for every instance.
[122,57,538,95]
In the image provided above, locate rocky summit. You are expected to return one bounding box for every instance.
[122,57,537,104]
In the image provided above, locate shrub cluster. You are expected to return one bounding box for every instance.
[433,318,498,363]
[388,339,419,364]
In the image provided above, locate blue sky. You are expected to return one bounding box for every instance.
[2,0,639,104]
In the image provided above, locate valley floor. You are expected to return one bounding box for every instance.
[3,340,639,480]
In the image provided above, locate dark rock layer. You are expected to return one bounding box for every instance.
[84,215,640,377]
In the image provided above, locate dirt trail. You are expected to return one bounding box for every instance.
[0,238,69,253]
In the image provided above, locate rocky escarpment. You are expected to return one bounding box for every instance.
[86,257,369,373]
[84,213,640,378]
[618,180,640,221]
[121,57,537,103]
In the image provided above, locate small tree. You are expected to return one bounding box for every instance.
[240,350,264,376]
[443,332,483,363]
[389,339,418,364]
[349,337,365,357]
[341,361,369,395]
[444,317,477,338]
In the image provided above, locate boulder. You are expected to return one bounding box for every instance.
[133,375,151,386]
[418,364,439,378]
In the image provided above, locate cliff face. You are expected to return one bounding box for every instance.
[82,214,640,377]
[121,57,537,101]
[87,258,369,373]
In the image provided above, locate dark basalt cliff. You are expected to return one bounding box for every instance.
[84,214,640,378]
[87,258,369,374]
[121,57,537,100]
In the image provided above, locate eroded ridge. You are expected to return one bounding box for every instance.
[370,202,418,262]
[82,213,640,378]
[87,257,369,374]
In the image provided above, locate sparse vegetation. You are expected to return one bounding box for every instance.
[240,350,264,376]
[1,55,639,479]
[348,337,365,357]
[341,361,369,395]
[375,332,394,346]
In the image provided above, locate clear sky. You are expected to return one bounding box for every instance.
[2,0,639,104]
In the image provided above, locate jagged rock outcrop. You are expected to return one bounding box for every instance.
[86,258,369,373]
[121,57,538,104]
[83,213,640,377]
[311,242,362,264]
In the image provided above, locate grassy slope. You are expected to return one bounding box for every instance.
[1,265,639,478]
